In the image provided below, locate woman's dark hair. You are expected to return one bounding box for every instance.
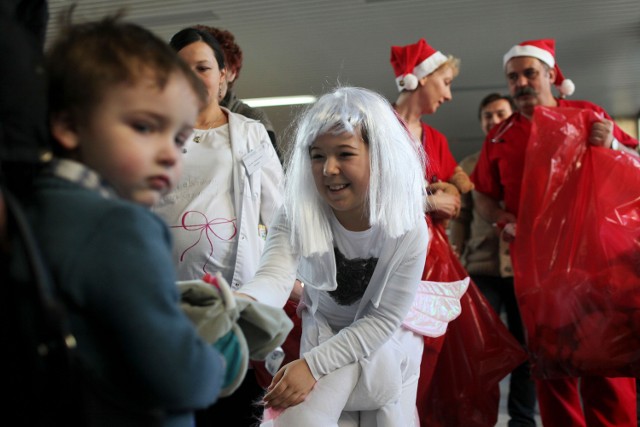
[169,27,225,70]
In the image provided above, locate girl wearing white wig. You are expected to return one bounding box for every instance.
[239,86,430,426]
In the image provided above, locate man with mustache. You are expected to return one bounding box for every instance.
[471,39,638,427]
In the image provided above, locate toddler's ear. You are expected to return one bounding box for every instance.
[50,111,80,151]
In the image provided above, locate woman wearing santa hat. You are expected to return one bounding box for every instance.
[390,39,520,427]
[391,38,472,224]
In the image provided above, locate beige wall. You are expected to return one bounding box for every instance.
[614,117,638,139]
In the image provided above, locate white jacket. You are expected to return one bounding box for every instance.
[155,110,283,288]
[225,110,284,289]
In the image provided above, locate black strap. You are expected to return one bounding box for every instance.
[1,180,86,426]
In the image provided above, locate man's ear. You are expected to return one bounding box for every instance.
[547,65,556,85]
[50,111,80,151]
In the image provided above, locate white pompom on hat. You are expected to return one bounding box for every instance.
[390,38,448,92]
[503,38,575,97]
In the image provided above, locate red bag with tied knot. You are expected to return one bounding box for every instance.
[513,106,640,379]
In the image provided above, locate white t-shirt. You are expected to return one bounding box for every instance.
[154,125,238,282]
[318,215,384,330]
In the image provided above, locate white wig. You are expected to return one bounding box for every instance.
[284,86,427,257]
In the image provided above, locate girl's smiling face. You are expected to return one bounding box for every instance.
[310,129,371,231]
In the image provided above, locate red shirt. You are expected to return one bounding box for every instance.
[422,122,458,184]
[471,99,638,216]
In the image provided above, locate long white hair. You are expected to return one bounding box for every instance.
[284,86,427,257]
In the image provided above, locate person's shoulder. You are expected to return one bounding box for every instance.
[459,152,480,170]
[225,92,274,128]
[558,98,601,109]
[241,104,274,129]
[499,112,519,128]
[227,109,272,143]
[32,178,170,261]
[422,122,446,139]
[486,113,519,141]
[42,177,164,229]
[397,217,429,256]
[36,175,113,213]
[395,216,429,244]
[227,108,260,127]
[557,99,613,118]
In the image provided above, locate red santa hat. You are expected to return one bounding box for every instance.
[502,38,575,97]
[390,38,448,92]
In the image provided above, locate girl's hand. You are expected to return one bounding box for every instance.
[262,359,316,410]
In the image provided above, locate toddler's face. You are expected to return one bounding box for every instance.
[310,130,371,231]
[65,72,199,206]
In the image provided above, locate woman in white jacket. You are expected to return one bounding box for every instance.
[239,86,430,426]
[153,27,284,426]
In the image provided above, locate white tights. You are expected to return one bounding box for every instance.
[264,328,422,427]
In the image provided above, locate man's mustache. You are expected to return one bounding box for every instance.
[514,86,537,98]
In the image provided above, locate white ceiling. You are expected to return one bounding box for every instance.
[45,0,640,160]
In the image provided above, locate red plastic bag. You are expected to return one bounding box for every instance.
[417,220,527,427]
[513,106,640,379]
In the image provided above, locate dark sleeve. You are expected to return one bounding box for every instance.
[74,206,225,409]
